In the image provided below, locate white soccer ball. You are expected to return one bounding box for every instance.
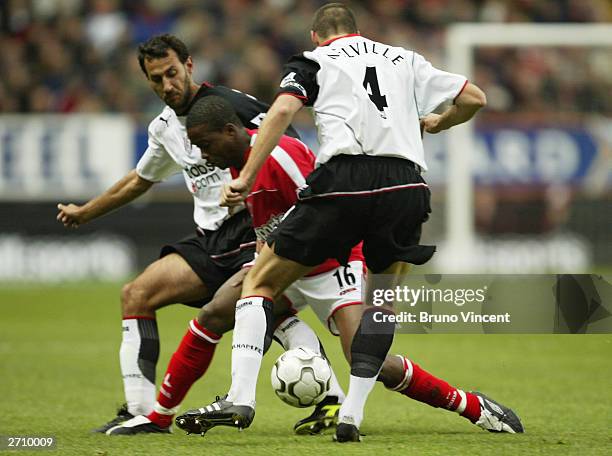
[271,347,332,408]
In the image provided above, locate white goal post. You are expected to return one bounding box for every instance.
[442,23,612,271]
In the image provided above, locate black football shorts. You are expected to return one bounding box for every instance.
[268,155,435,273]
[160,209,256,308]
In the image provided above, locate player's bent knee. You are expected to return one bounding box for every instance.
[243,268,278,299]
[378,355,404,388]
[197,303,233,335]
[121,281,154,316]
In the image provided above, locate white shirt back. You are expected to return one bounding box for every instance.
[136,106,233,231]
[279,35,467,169]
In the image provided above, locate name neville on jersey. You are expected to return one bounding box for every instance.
[326,41,405,66]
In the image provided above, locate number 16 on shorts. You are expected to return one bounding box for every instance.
[332,264,357,290]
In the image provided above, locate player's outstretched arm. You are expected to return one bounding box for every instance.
[56,169,154,228]
[421,82,487,134]
[221,94,303,207]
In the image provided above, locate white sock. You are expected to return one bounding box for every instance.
[327,367,346,403]
[227,297,270,408]
[274,316,319,350]
[273,316,346,403]
[338,374,377,427]
[119,318,157,416]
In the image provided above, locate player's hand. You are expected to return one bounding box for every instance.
[221,176,251,207]
[420,114,444,134]
[56,203,86,228]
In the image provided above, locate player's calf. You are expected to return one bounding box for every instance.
[196,300,235,335]
[336,306,395,441]
[147,319,221,429]
[384,355,524,433]
[119,315,159,416]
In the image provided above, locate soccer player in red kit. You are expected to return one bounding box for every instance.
[175,95,523,440]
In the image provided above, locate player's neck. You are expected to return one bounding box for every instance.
[317,32,360,47]
[237,131,252,169]
[175,82,203,116]
[189,82,200,98]
[185,82,201,107]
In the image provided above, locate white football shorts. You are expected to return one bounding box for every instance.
[283,260,364,335]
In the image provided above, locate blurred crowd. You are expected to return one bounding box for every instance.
[0,0,611,122]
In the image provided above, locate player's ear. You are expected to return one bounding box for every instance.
[310,30,318,46]
[185,56,194,75]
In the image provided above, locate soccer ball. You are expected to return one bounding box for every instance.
[271,347,332,408]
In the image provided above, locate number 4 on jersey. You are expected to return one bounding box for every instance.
[363,66,388,113]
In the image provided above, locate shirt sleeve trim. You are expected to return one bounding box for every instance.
[453,79,469,104]
[275,91,308,104]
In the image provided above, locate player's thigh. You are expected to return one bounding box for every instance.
[243,243,313,300]
[197,267,298,334]
[379,261,412,276]
[131,253,208,308]
[197,267,247,334]
[295,260,365,361]
[363,261,412,310]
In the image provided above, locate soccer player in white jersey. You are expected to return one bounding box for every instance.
[56,34,345,435]
[167,95,364,435]
[188,4,523,442]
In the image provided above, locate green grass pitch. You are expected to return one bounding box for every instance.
[1,282,610,455]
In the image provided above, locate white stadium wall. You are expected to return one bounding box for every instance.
[0,114,134,201]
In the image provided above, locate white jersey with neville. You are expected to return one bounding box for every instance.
[278,34,468,170]
[136,105,233,231]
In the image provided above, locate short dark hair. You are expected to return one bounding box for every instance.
[137,34,190,76]
[312,3,358,39]
[186,96,243,132]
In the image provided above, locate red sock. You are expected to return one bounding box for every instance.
[147,319,220,428]
[392,356,481,423]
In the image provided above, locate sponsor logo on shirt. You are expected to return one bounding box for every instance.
[184,163,223,193]
[254,213,285,242]
[188,173,222,192]
[184,163,217,178]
